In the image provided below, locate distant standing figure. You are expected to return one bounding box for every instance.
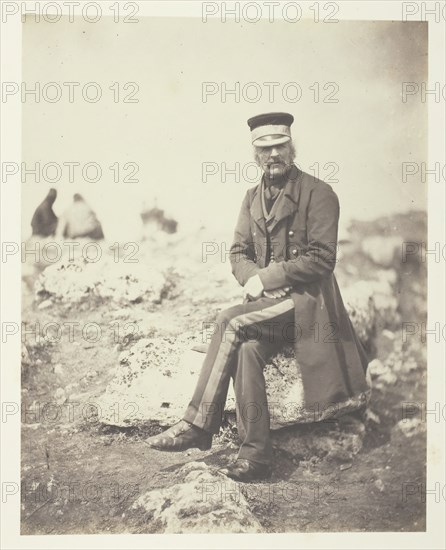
[31,188,58,237]
[56,193,104,240]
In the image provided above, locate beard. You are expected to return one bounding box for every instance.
[263,161,291,181]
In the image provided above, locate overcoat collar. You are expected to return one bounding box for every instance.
[250,164,303,234]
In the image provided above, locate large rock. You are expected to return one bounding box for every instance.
[97,338,370,430]
[96,336,303,429]
[35,256,174,306]
[97,334,216,426]
[272,413,366,464]
[131,461,263,533]
[96,263,398,430]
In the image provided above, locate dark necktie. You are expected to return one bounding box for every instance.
[264,167,290,213]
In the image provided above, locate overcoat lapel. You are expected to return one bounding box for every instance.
[249,186,266,236]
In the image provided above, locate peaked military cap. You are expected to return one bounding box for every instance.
[247,112,294,147]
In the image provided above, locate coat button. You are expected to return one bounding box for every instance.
[253,231,256,236]
[288,230,294,236]
[292,249,298,255]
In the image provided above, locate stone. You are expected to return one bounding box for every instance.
[382,329,396,341]
[35,256,173,307]
[97,335,369,429]
[37,299,53,310]
[54,364,63,375]
[342,283,376,345]
[392,418,426,439]
[368,359,388,378]
[399,357,419,374]
[342,276,400,341]
[54,387,67,405]
[131,461,263,533]
[374,371,398,387]
[361,235,403,267]
[97,297,374,429]
[21,344,31,366]
[365,410,381,424]
[97,334,210,426]
[272,414,366,461]
[368,358,398,386]
[374,479,385,492]
[96,269,391,430]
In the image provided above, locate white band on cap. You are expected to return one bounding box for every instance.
[251,124,291,144]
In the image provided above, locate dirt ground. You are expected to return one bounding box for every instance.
[20,275,427,534]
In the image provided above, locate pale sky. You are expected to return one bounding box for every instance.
[22,17,427,241]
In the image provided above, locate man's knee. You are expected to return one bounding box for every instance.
[215,305,244,328]
[238,339,268,362]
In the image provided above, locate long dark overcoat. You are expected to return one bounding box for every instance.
[229,164,370,415]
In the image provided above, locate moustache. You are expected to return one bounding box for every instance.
[265,161,288,168]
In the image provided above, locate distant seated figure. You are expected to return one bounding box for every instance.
[56,193,104,240]
[31,188,58,237]
[140,206,178,235]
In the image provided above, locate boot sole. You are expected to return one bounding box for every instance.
[145,439,212,452]
[227,472,272,482]
[220,466,272,482]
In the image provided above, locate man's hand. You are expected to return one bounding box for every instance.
[243,274,264,301]
[263,286,291,299]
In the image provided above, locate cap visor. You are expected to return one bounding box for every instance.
[252,135,291,147]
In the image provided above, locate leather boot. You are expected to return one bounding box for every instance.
[218,458,272,482]
[145,420,212,452]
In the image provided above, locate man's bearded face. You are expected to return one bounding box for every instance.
[254,141,295,180]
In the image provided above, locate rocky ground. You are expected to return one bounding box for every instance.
[20,212,427,534]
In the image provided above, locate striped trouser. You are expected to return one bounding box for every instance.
[183,296,295,465]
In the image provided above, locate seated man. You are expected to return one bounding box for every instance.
[146,112,369,482]
[56,193,104,240]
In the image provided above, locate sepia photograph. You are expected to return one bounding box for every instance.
[1,1,445,547]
